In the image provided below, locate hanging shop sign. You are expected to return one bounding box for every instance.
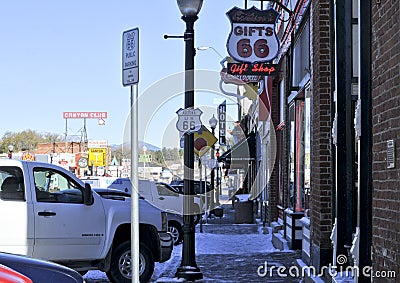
[218,100,226,146]
[227,62,279,76]
[220,67,261,84]
[226,7,280,63]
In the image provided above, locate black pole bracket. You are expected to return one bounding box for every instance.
[164,34,184,39]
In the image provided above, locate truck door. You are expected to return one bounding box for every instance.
[154,182,182,214]
[0,165,34,256]
[30,166,106,261]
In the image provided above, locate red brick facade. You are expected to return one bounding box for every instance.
[36,142,85,155]
[371,0,400,278]
[309,0,333,269]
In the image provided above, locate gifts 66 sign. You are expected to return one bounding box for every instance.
[226,7,280,63]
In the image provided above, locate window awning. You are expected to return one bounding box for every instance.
[218,132,256,168]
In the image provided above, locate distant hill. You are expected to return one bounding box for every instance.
[138,141,161,152]
[109,141,160,152]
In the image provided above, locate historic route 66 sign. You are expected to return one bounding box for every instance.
[226,7,280,63]
[176,108,203,133]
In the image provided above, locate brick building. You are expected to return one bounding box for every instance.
[371,0,400,280]
[36,141,85,155]
[252,0,398,282]
[213,1,397,281]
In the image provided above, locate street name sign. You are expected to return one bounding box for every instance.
[122,28,139,86]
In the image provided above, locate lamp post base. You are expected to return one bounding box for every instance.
[175,266,203,281]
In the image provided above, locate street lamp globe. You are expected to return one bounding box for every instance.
[177,0,203,16]
[209,114,218,129]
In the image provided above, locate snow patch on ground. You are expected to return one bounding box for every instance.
[195,232,279,254]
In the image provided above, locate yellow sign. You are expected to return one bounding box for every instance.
[88,148,106,166]
[22,151,35,161]
[194,126,218,157]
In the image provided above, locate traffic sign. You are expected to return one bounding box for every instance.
[78,157,88,168]
[207,159,218,169]
[122,28,139,86]
[176,108,203,133]
[88,148,107,167]
[194,126,218,157]
[139,154,152,162]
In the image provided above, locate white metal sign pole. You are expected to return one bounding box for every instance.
[131,83,139,283]
[122,27,139,283]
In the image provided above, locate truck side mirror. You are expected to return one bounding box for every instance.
[83,183,94,205]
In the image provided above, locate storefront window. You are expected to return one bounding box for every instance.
[288,103,295,210]
[304,89,311,210]
[288,97,309,212]
[295,100,305,212]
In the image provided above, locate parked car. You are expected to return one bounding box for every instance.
[145,181,203,224]
[0,264,32,283]
[0,160,173,283]
[0,252,84,283]
[166,213,184,245]
[170,179,212,194]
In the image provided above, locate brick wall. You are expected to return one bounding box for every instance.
[36,142,84,154]
[269,77,280,223]
[271,56,288,223]
[309,0,333,269]
[371,0,400,279]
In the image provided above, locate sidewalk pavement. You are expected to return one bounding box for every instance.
[154,199,302,283]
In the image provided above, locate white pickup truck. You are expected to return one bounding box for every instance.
[0,160,173,283]
[82,177,204,245]
[82,177,203,222]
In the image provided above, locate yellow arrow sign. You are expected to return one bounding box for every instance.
[194,126,218,157]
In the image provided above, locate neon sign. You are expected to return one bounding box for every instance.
[227,62,278,76]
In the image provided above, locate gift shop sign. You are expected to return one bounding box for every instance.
[227,62,278,76]
[226,7,280,63]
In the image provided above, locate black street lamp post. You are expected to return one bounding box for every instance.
[209,115,218,207]
[175,0,203,281]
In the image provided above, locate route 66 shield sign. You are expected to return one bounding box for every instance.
[176,108,203,134]
[226,7,280,63]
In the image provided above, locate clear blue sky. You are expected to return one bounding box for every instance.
[0,0,251,148]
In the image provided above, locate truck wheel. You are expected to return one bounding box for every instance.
[168,221,183,245]
[106,241,154,283]
[193,204,201,225]
[193,214,201,225]
[138,243,154,282]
